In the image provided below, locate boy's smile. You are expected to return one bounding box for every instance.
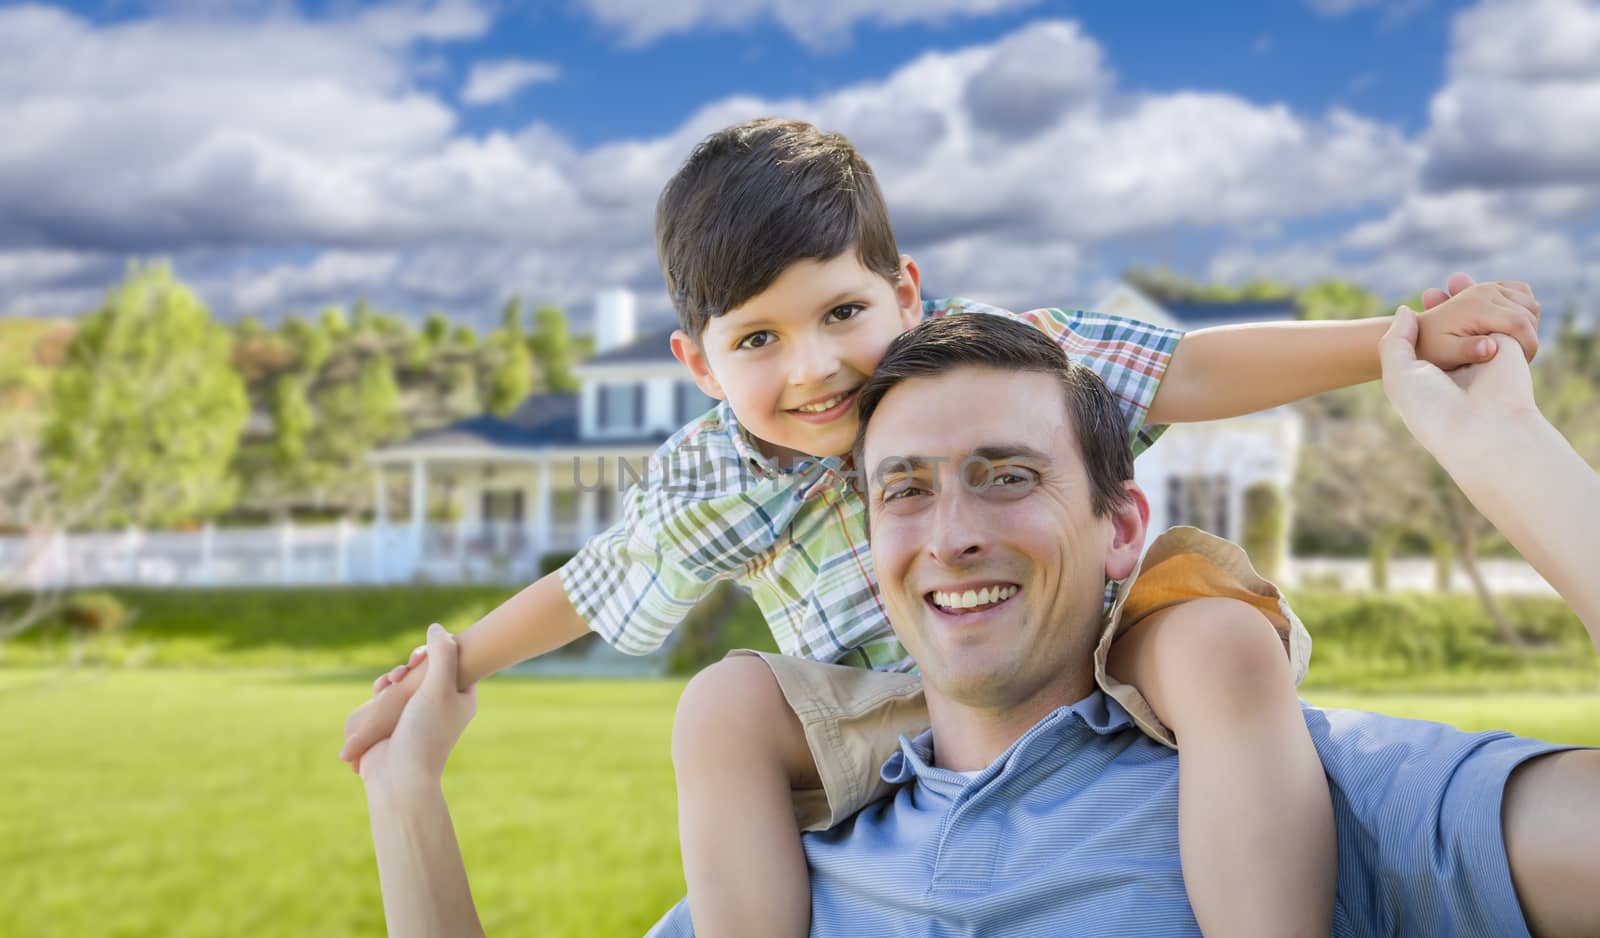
[672,251,923,464]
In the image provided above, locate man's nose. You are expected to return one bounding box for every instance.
[789,337,841,387]
[927,487,987,565]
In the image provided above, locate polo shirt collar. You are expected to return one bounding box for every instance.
[881,691,1138,795]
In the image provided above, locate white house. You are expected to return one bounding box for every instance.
[364,285,1303,582]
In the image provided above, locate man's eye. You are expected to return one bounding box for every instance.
[883,484,926,502]
[825,304,864,324]
[737,331,775,350]
[990,468,1038,489]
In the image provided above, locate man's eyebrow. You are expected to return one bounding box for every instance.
[970,444,1052,464]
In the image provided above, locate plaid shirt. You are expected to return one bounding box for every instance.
[559,297,1183,672]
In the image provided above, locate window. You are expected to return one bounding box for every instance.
[676,381,716,424]
[597,382,644,431]
[480,489,525,523]
[1167,475,1230,538]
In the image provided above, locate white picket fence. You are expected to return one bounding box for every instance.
[0,521,590,589]
[0,522,1563,596]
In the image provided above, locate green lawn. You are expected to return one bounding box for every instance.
[4,669,1598,937]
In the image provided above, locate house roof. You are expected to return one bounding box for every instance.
[373,391,665,457]
[1159,297,1300,330]
[581,326,678,366]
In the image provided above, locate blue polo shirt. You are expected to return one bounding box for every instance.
[648,693,1569,937]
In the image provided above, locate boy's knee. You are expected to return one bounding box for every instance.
[673,655,789,763]
[1161,598,1293,707]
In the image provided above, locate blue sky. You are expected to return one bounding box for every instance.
[2,0,1596,328]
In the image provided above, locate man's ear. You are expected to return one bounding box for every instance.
[670,329,727,401]
[895,255,922,330]
[1104,481,1150,582]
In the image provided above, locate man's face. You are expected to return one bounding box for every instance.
[862,367,1142,712]
[672,252,922,464]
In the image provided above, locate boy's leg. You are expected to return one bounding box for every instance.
[1108,597,1335,938]
[672,655,820,938]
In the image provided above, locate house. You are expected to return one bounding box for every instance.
[366,285,1303,584]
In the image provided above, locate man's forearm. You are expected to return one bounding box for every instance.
[1436,417,1600,643]
[1148,318,1388,424]
[365,780,486,938]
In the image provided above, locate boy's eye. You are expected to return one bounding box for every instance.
[737,330,776,351]
[825,304,864,324]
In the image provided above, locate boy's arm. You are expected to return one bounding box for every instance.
[1145,280,1540,424]
[340,571,590,766]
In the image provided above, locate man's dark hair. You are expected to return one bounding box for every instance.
[656,117,902,340]
[851,314,1134,516]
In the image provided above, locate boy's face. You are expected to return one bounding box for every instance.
[672,252,923,463]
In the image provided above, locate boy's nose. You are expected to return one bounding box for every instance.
[789,341,841,386]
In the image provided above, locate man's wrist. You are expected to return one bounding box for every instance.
[1424,410,1555,483]
[364,771,445,809]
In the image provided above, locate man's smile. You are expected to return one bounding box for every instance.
[925,582,1022,617]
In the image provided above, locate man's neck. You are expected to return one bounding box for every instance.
[923,676,1096,772]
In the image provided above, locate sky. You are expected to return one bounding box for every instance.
[1,0,1598,331]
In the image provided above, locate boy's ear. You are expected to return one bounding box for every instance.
[1103,481,1150,582]
[895,255,923,330]
[670,329,727,401]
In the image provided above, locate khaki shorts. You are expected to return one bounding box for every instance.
[732,526,1312,831]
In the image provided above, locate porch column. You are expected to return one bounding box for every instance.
[373,468,389,526]
[577,488,598,543]
[410,459,427,552]
[534,460,552,555]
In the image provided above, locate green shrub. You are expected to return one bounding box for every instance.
[1242,484,1285,580]
[62,592,129,633]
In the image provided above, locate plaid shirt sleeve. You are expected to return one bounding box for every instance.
[557,484,719,656]
[928,299,1184,457]
[557,410,760,656]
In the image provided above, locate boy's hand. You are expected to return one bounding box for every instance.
[1414,278,1540,370]
[343,641,432,774]
[1380,305,1539,460]
[358,624,478,790]
[373,644,428,696]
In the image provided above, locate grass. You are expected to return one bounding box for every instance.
[5,667,1599,937]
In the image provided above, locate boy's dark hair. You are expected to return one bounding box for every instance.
[851,314,1134,517]
[656,117,902,340]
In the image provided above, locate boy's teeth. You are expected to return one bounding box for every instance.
[932,585,1018,611]
[795,392,848,413]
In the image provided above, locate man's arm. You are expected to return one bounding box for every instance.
[1146,280,1540,424]
[1378,307,1600,937]
[361,624,487,938]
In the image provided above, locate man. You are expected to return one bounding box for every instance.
[360,297,1600,937]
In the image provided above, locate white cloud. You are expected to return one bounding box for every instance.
[1423,0,1600,188]
[577,0,1040,50]
[1304,0,1430,22]
[460,58,560,106]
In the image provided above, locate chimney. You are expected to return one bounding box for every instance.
[594,288,637,353]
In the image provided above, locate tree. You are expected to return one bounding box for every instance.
[531,304,578,392]
[280,314,333,376]
[501,295,525,339]
[1296,279,1385,322]
[42,262,248,528]
[271,373,314,473]
[485,332,533,417]
[423,311,451,346]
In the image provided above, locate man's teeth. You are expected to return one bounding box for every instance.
[932,585,1019,611]
[794,391,850,414]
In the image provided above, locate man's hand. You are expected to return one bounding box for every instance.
[1379,305,1540,461]
[358,624,477,791]
[341,644,433,774]
[1413,276,1540,369]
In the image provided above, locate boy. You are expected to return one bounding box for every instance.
[343,118,1541,937]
